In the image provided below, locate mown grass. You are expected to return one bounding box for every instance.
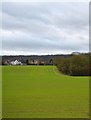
[2,66,89,118]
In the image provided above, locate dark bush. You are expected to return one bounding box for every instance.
[55,55,90,76]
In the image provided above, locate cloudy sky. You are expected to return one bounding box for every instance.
[1,2,89,55]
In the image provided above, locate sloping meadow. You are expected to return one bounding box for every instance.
[2,66,89,118]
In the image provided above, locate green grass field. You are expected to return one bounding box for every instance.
[2,66,89,118]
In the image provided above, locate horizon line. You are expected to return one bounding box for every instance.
[1,52,90,56]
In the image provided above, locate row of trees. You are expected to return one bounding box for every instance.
[55,55,90,76]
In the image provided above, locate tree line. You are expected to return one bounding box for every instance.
[55,54,90,76]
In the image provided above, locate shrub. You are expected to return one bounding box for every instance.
[55,55,90,76]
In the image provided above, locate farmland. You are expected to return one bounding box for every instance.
[2,66,89,118]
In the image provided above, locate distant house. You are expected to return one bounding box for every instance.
[26,59,46,65]
[2,60,10,65]
[34,60,39,65]
[11,60,23,65]
[26,59,34,65]
[71,52,80,55]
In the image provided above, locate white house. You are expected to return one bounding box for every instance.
[11,60,23,65]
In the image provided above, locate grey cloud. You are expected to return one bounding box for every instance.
[1,2,89,55]
[2,2,88,30]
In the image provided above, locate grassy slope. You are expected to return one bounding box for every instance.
[2,66,89,118]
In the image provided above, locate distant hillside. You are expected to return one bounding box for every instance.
[2,54,71,62]
[1,52,89,65]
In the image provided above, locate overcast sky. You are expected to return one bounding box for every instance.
[1,2,89,55]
